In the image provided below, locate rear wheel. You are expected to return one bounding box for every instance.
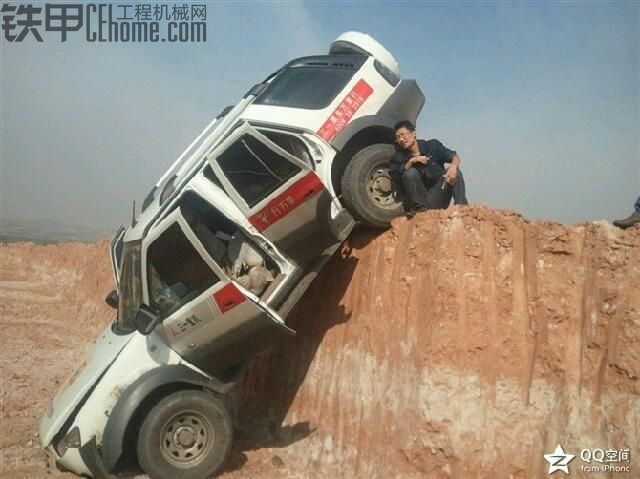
[137,390,232,479]
[341,143,403,228]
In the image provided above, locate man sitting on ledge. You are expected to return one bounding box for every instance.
[389,120,468,217]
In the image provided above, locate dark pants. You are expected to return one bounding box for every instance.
[401,167,468,210]
[635,195,640,216]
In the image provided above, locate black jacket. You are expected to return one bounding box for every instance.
[389,139,457,187]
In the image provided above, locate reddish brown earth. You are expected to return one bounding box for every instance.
[1,206,638,478]
[0,240,114,478]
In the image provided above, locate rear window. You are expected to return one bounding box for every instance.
[254,67,354,110]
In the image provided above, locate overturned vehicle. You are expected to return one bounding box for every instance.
[40,32,425,479]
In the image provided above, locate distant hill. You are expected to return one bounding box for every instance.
[0,218,111,243]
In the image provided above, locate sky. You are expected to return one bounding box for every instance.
[1,1,639,236]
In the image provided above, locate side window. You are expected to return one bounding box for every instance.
[203,164,225,190]
[180,192,281,298]
[258,130,313,168]
[147,223,219,317]
[217,134,301,208]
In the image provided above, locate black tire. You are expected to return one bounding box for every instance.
[341,143,404,228]
[137,390,232,479]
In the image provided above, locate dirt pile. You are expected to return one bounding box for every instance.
[0,206,638,478]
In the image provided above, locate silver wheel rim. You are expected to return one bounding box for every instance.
[366,165,401,210]
[160,410,214,468]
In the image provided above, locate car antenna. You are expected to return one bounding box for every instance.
[131,200,137,227]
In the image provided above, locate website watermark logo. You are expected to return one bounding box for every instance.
[1,3,207,43]
[544,445,575,474]
[543,443,632,475]
[580,447,631,474]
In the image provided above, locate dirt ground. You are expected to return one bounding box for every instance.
[1,206,638,478]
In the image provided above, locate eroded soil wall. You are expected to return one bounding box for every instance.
[234,207,640,479]
[1,206,638,478]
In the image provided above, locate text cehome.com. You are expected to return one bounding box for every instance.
[85,4,205,43]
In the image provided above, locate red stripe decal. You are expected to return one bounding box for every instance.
[249,173,324,232]
[213,283,246,314]
[317,79,374,142]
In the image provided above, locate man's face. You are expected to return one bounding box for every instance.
[394,127,417,150]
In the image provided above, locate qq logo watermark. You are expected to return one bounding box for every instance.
[544,443,632,475]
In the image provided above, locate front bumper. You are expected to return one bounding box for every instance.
[78,437,117,479]
[47,436,115,479]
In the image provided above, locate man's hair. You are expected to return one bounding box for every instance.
[394,120,415,132]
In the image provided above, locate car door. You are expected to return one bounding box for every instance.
[207,122,338,265]
[142,208,294,376]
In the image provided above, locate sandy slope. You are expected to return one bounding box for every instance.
[0,240,114,478]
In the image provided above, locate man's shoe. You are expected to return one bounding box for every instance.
[406,206,428,218]
[613,213,640,229]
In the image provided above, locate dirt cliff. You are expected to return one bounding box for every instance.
[1,206,638,478]
[232,206,640,478]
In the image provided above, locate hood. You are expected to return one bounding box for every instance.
[39,322,133,447]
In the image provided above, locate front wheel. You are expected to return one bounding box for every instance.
[341,143,404,228]
[137,390,233,479]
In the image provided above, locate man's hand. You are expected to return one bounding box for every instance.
[405,155,429,169]
[444,164,458,185]
[444,155,461,184]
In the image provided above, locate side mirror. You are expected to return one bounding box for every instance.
[134,304,162,336]
[105,290,119,309]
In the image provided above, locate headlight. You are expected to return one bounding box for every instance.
[55,426,81,456]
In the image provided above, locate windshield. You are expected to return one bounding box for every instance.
[117,240,143,333]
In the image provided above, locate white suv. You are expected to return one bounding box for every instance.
[40,32,425,479]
